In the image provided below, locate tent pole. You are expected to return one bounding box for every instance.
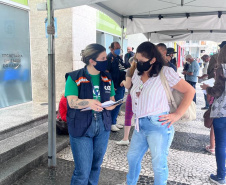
[147,32,151,41]
[121,18,124,53]
[47,0,56,167]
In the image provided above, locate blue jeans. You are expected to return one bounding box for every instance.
[69,113,110,185]
[111,86,125,125]
[204,94,209,108]
[213,117,226,180]
[187,80,196,103]
[126,112,175,185]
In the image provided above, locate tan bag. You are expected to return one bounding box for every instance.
[160,69,196,121]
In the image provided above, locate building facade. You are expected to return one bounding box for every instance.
[0,1,132,108]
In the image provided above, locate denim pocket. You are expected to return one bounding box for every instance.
[147,115,163,126]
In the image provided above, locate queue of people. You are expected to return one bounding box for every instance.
[60,41,226,185]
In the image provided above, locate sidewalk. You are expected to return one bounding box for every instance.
[12,83,216,185]
[0,102,58,133]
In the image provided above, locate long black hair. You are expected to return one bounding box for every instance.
[136,42,165,77]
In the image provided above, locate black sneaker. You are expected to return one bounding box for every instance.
[201,107,209,110]
[210,174,226,185]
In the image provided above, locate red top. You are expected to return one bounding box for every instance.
[57,96,67,122]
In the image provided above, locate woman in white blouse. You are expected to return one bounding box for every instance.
[124,42,195,185]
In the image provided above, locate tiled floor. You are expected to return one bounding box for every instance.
[13,84,216,185]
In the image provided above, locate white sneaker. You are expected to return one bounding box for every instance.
[111,125,120,132]
[116,124,123,129]
[118,111,125,116]
[117,122,125,126]
[116,140,129,145]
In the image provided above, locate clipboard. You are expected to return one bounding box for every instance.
[81,99,124,112]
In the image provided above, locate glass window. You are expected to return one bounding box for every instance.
[0,3,32,108]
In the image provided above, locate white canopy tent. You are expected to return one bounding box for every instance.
[143,30,226,43]
[51,0,226,40]
[42,0,226,167]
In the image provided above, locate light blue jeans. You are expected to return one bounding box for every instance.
[126,112,175,185]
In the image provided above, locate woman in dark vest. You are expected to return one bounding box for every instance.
[65,43,116,185]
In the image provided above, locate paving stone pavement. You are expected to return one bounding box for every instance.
[13,84,217,185]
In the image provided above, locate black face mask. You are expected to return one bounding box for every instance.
[137,59,152,73]
[93,60,108,72]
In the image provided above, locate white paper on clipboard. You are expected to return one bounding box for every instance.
[81,99,124,112]
[201,78,215,87]
[201,78,215,95]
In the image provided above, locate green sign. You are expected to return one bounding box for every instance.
[96,11,122,36]
[11,0,28,6]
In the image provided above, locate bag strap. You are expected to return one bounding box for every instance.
[160,68,178,109]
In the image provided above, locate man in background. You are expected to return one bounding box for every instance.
[167,47,177,71]
[157,43,177,72]
[124,46,134,68]
[198,54,210,109]
[183,55,200,103]
[107,42,130,131]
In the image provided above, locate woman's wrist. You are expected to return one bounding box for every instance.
[175,110,183,118]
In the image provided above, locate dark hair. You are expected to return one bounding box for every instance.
[81,43,106,65]
[157,43,167,50]
[201,54,209,61]
[110,42,119,49]
[136,42,165,77]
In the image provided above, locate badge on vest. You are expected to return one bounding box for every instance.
[104,85,111,93]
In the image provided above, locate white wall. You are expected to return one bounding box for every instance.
[72,6,97,70]
[127,33,147,52]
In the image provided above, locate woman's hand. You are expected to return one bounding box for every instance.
[207,94,211,102]
[120,80,125,87]
[200,83,209,90]
[89,99,103,112]
[159,112,182,128]
[105,105,117,110]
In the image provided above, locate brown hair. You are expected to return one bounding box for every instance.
[136,42,164,77]
[218,45,226,65]
[217,45,226,80]
[130,56,137,76]
[81,44,106,65]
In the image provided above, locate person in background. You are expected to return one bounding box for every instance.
[56,92,68,135]
[118,42,195,185]
[201,44,226,185]
[182,55,200,103]
[157,43,177,72]
[116,57,137,146]
[198,54,210,110]
[57,92,67,122]
[197,57,202,67]
[65,43,116,185]
[183,61,190,81]
[107,42,130,132]
[124,46,135,67]
[167,47,177,71]
[204,41,226,157]
[198,54,215,155]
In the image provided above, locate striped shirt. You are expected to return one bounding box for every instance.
[130,66,181,131]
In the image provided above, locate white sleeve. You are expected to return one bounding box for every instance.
[163,66,181,87]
